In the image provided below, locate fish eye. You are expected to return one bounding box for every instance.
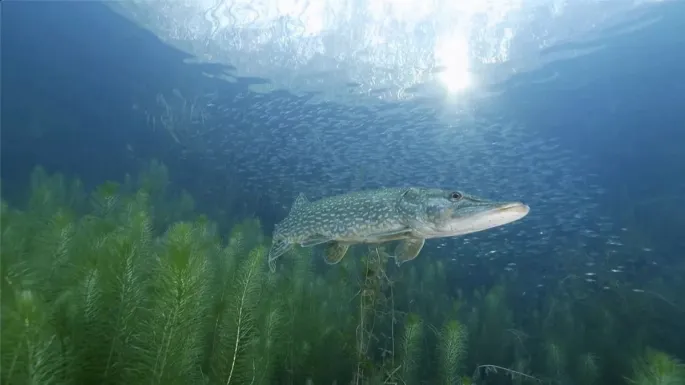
[449,191,463,201]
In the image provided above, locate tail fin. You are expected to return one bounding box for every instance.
[267,237,292,272]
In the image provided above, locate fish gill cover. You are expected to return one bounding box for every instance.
[2,1,685,385]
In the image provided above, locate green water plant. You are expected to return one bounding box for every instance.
[577,352,600,385]
[627,348,685,385]
[438,319,468,385]
[3,162,685,385]
[210,245,266,385]
[399,313,423,384]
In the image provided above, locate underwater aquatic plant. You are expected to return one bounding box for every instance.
[467,284,515,366]
[130,221,212,385]
[544,341,566,378]
[3,163,684,385]
[438,319,468,385]
[213,245,265,385]
[399,313,423,384]
[473,364,542,384]
[0,289,66,385]
[577,352,600,385]
[627,348,685,385]
[251,305,283,385]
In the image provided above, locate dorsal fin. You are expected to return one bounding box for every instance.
[289,193,310,215]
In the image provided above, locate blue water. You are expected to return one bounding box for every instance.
[2,2,685,384]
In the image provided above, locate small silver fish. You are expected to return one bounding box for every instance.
[267,187,530,272]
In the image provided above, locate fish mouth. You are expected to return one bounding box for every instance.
[424,201,530,239]
[484,202,530,226]
[494,202,530,216]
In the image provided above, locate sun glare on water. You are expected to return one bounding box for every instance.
[434,33,473,93]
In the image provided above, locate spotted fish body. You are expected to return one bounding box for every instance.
[267,187,530,272]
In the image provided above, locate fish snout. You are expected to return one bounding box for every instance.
[495,202,530,216]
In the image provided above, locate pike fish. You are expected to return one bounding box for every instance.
[267,187,530,272]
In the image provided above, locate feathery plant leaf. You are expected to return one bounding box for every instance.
[136,159,170,198]
[438,319,468,385]
[28,166,68,218]
[1,203,33,301]
[90,181,121,218]
[1,289,66,385]
[128,221,211,385]
[577,352,600,385]
[95,205,153,382]
[627,348,685,385]
[213,245,264,385]
[252,305,284,385]
[67,267,109,385]
[291,247,313,299]
[399,313,423,385]
[545,341,565,378]
[203,226,243,373]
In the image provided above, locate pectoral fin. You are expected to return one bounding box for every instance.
[393,238,425,266]
[323,242,350,265]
